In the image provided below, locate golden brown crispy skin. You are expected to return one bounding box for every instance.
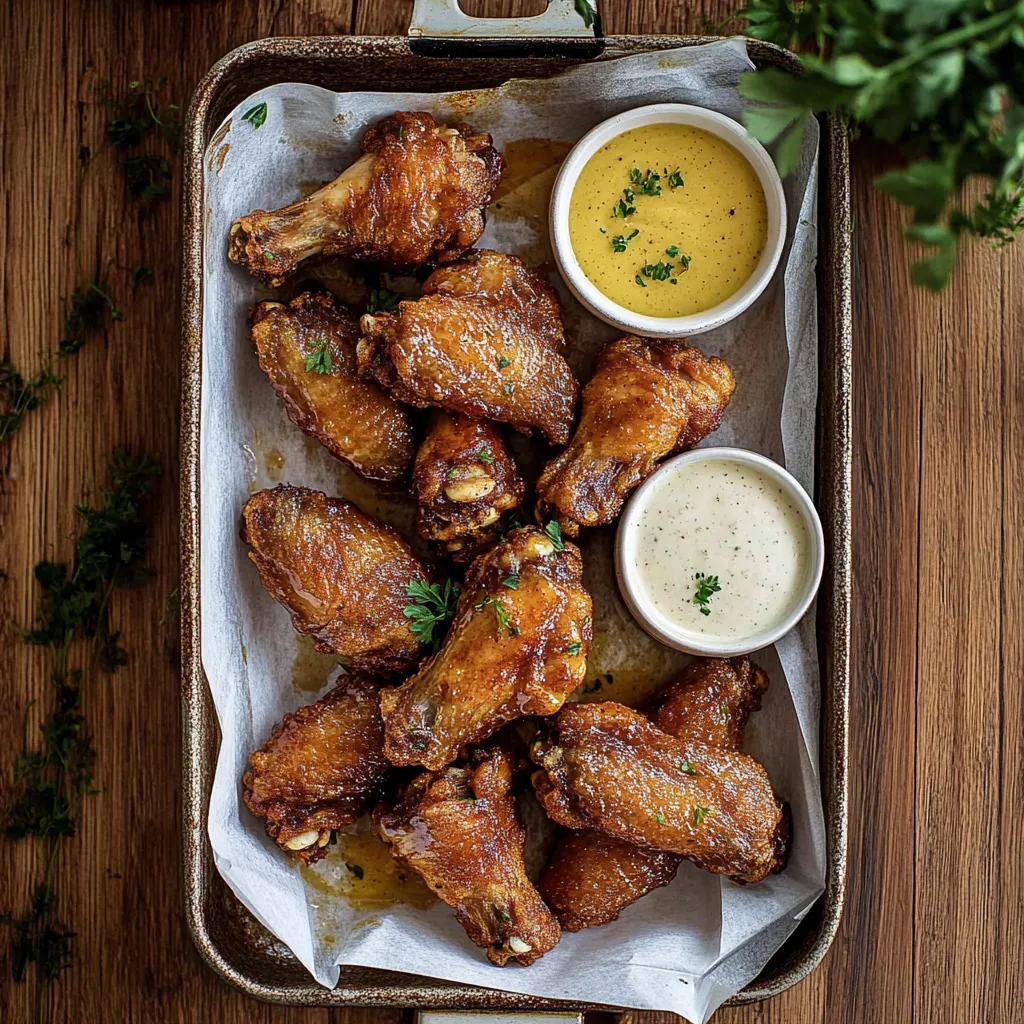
[535,336,736,535]
[374,747,560,965]
[250,292,414,482]
[358,250,578,444]
[380,527,592,770]
[241,485,426,674]
[229,112,503,282]
[413,410,525,562]
[531,701,786,884]
[243,676,388,864]
[538,657,772,929]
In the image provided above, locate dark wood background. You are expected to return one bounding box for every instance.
[1,0,1021,1021]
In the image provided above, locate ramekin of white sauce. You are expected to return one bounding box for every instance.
[615,447,824,656]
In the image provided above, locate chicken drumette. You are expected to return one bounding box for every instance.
[241,485,426,675]
[413,410,525,562]
[243,676,388,864]
[374,747,560,966]
[535,335,735,535]
[229,111,503,283]
[380,526,592,770]
[531,700,787,885]
[538,658,773,930]
[250,291,415,482]
[358,250,578,445]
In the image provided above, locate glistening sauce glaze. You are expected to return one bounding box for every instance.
[632,459,810,640]
[568,123,768,317]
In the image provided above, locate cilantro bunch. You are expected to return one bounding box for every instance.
[739,0,1024,289]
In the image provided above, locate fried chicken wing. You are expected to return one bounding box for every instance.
[413,411,525,562]
[374,747,560,965]
[250,292,414,482]
[358,250,578,444]
[538,657,772,929]
[241,485,426,674]
[535,336,735,535]
[243,676,388,864]
[229,112,503,282]
[380,527,592,770]
[531,701,786,884]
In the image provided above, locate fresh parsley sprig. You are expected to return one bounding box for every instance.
[304,338,333,375]
[738,0,1024,289]
[693,572,722,616]
[544,520,565,551]
[403,578,460,651]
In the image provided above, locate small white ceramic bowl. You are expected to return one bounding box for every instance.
[550,103,787,337]
[614,447,824,657]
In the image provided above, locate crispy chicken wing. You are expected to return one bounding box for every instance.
[413,410,525,562]
[358,250,578,444]
[374,747,560,965]
[243,676,388,864]
[250,292,414,482]
[229,112,503,283]
[538,657,772,929]
[535,336,735,535]
[531,700,787,884]
[380,527,592,770]
[241,485,426,674]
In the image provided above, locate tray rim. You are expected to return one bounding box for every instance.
[180,32,851,1011]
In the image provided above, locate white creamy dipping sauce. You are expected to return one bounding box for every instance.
[631,458,811,640]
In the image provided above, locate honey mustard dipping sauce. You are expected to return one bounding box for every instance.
[568,123,768,317]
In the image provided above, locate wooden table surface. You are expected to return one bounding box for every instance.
[1,0,1021,1021]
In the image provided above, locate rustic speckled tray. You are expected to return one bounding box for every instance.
[180,32,851,1011]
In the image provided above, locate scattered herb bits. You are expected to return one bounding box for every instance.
[242,102,268,130]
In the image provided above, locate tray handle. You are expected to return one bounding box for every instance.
[408,0,604,57]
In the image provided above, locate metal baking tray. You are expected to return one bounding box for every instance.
[180,9,851,1010]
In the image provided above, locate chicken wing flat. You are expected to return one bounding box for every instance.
[243,676,387,864]
[250,292,415,482]
[374,747,560,965]
[358,250,577,444]
[380,526,592,770]
[535,336,736,535]
[413,410,525,562]
[538,657,773,929]
[229,111,503,282]
[241,485,426,674]
[531,701,786,883]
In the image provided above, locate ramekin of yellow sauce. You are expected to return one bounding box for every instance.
[550,104,786,337]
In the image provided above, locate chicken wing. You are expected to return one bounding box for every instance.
[538,657,772,929]
[358,250,577,444]
[241,485,426,674]
[535,336,735,535]
[374,747,560,965]
[243,676,388,864]
[380,526,592,770]
[229,111,503,282]
[413,410,525,562]
[250,291,415,482]
[531,701,787,884]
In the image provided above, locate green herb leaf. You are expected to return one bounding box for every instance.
[692,805,712,826]
[611,228,639,253]
[502,574,520,590]
[665,245,680,258]
[680,760,697,776]
[574,0,596,29]
[655,813,665,824]
[304,338,332,375]
[345,862,364,880]
[503,383,515,395]
[640,261,674,281]
[567,640,582,656]
[613,198,636,218]
[667,169,684,188]
[476,448,495,464]
[498,355,511,369]
[243,102,268,130]
[544,520,565,551]
[635,274,646,287]
[693,572,721,615]
[366,286,400,314]
[403,578,460,650]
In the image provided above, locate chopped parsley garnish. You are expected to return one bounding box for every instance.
[403,578,459,650]
[366,286,400,313]
[679,760,697,776]
[503,383,515,395]
[567,640,582,656]
[477,448,494,464]
[304,338,332,375]
[544,520,564,551]
[629,167,662,196]
[392,125,404,140]
[635,274,646,288]
[501,574,519,590]
[346,862,364,880]
[611,229,639,253]
[693,573,721,616]
[582,673,610,694]
[475,595,516,635]
[679,253,692,271]
[655,813,665,824]
[612,198,636,218]
[641,261,674,281]
[665,245,680,258]
[692,806,712,826]
[667,169,684,189]
[498,355,511,369]
[242,102,268,130]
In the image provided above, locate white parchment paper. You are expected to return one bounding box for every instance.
[200,39,825,1024]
